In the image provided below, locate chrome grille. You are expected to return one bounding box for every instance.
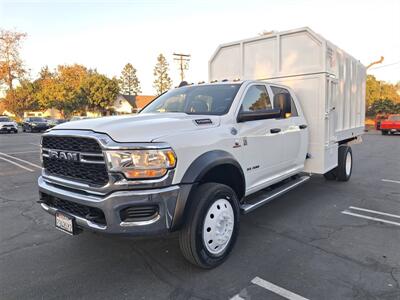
[42,135,108,186]
[42,136,102,153]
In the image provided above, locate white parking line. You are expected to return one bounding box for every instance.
[349,206,400,220]
[0,151,41,169]
[5,150,39,155]
[251,277,309,300]
[0,156,34,172]
[382,179,400,184]
[342,211,400,227]
[230,295,245,300]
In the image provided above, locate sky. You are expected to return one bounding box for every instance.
[1,0,399,94]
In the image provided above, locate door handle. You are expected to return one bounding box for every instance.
[299,124,307,129]
[270,128,281,134]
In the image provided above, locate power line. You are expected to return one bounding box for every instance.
[369,60,400,70]
[173,53,191,82]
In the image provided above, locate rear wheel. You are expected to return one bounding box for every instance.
[382,130,388,135]
[179,183,240,269]
[337,145,352,181]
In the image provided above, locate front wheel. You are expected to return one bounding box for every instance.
[179,183,240,269]
[382,130,388,135]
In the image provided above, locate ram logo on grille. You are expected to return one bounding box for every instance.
[48,150,80,162]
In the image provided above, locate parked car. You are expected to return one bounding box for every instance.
[374,114,388,130]
[0,116,18,133]
[380,114,400,135]
[47,119,67,128]
[37,28,366,268]
[22,117,50,132]
[70,116,89,121]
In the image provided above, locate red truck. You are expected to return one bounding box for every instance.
[380,114,400,135]
[374,114,387,130]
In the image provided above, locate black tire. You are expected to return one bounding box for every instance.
[337,145,352,181]
[179,183,240,269]
[22,127,26,132]
[323,169,337,180]
[382,130,387,135]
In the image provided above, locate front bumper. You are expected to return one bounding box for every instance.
[0,126,17,132]
[31,126,48,131]
[38,176,189,236]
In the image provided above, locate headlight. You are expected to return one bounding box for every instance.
[105,149,177,179]
[31,123,37,126]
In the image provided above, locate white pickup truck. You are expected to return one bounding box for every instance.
[38,28,366,268]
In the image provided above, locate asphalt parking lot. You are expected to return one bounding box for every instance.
[0,130,399,300]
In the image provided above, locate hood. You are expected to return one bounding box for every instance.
[52,113,221,142]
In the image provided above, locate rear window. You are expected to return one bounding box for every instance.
[0,117,11,122]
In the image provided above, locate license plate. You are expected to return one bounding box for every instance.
[55,212,75,235]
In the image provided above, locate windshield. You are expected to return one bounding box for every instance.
[30,117,46,122]
[388,115,400,121]
[0,117,11,122]
[141,84,242,115]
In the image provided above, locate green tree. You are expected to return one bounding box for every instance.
[38,65,54,81]
[36,64,89,118]
[119,63,141,95]
[366,75,400,110]
[368,99,399,116]
[0,29,27,92]
[153,54,172,95]
[3,80,39,118]
[82,73,120,115]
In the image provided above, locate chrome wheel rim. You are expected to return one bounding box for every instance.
[345,151,352,176]
[202,199,234,255]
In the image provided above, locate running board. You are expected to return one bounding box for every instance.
[240,175,310,214]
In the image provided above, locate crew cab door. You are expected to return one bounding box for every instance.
[236,84,285,193]
[269,85,308,171]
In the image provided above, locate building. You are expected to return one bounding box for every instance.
[132,95,155,112]
[19,94,155,119]
[23,108,62,119]
[112,94,155,114]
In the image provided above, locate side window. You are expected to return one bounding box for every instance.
[270,86,298,117]
[240,85,272,113]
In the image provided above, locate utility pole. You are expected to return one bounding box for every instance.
[173,53,191,82]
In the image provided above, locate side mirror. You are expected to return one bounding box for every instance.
[237,108,281,123]
[273,93,291,118]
